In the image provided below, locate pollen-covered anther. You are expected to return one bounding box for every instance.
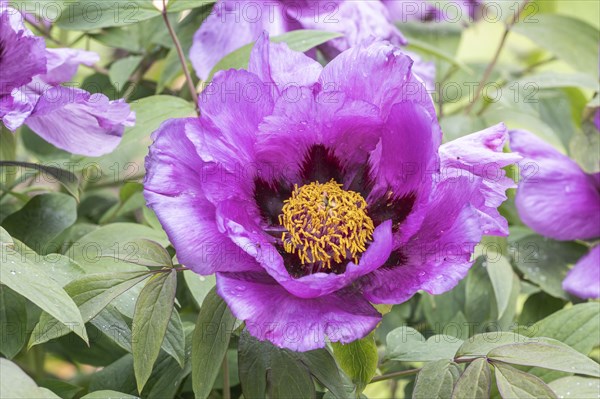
[278,179,375,268]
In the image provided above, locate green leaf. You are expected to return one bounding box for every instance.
[1,237,87,344]
[183,270,215,308]
[207,30,343,81]
[513,15,599,78]
[488,342,600,377]
[0,358,61,398]
[0,285,27,358]
[192,288,236,399]
[2,193,77,252]
[522,303,600,355]
[510,72,599,90]
[29,271,151,347]
[161,309,185,367]
[132,270,178,393]
[295,350,347,399]
[109,56,143,88]
[451,358,491,399]
[331,333,378,393]
[167,0,215,12]
[548,376,600,398]
[56,0,161,30]
[412,359,461,399]
[0,161,79,200]
[38,379,82,399]
[510,235,587,299]
[456,332,535,358]
[385,326,463,362]
[89,354,137,393]
[91,305,134,353]
[270,350,316,399]
[485,254,515,319]
[100,238,173,268]
[69,223,169,274]
[238,331,337,399]
[81,390,139,399]
[238,329,270,399]
[493,362,557,399]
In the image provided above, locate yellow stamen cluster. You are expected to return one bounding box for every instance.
[278,179,374,268]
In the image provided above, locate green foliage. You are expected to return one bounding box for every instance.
[1,2,599,398]
[332,333,379,393]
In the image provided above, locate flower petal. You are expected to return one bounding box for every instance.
[195,69,274,168]
[189,0,295,81]
[440,123,521,236]
[563,245,600,299]
[0,87,34,130]
[0,7,46,96]
[216,271,381,351]
[216,195,393,298]
[318,40,438,135]
[25,87,134,156]
[248,32,323,90]
[144,118,262,275]
[510,129,600,241]
[256,86,382,183]
[295,0,406,58]
[40,48,100,85]
[361,176,482,303]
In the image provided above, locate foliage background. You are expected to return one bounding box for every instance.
[0,0,599,398]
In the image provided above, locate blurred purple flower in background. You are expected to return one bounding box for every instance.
[383,0,483,23]
[145,35,519,350]
[189,0,435,90]
[510,130,600,299]
[0,5,135,156]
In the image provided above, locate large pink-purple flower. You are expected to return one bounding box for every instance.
[510,130,600,299]
[0,6,135,156]
[189,0,435,90]
[145,35,519,350]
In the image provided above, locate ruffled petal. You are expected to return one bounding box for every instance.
[0,7,46,96]
[144,118,262,275]
[510,129,600,241]
[362,126,519,303]
[563,245,600,299]
[40,48,100,85]
[195,69,274,168]
[361,176,482,303]
[256,86,382,183]
[295,0,406,59]
[189,0,295,80]
[369,101,438,201]
[248,32,322,90]
[440,123,521,236]
[0,87,34,130]
[24,86,135,156]
[318,41,440,146]
[216,196,393,298]
[216,271,381,351]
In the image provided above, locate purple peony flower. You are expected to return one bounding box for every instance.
[189,0,435,90]
[0,6,135,156]
[510,130,600,299]
[383,0,483,23]
[146,35,519,351]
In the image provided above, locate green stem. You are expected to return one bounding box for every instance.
[370,367,421,383]
[465,0,531,114]
[161,0,199,109]
[222,355,231,399]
